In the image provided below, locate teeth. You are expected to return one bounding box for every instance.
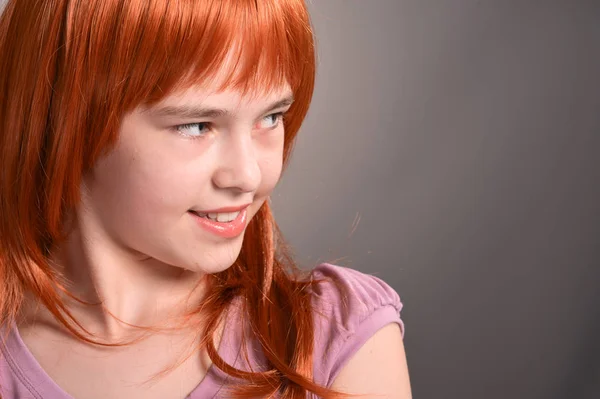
[199,211,240,223]
[217,211,240,222]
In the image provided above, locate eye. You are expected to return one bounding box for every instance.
[256,112,284,130]
[175,122,211,138]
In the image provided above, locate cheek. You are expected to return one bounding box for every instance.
[89,145,200,225]
[258,145,284,193]
[258,128,285,185]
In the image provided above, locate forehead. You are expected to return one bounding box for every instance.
[155,83,293,112]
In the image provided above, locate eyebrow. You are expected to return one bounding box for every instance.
[146,95,295,120]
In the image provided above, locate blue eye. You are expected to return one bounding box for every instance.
[257,112,284,129]
[176,122,211,138]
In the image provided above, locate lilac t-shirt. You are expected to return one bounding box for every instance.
[0,263,404,398]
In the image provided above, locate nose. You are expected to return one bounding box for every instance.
[212,132,261,194]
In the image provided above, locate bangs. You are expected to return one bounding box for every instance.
[83,0,314,108]
[2,0,315,228]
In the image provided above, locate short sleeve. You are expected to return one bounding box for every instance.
[309,263,405,388]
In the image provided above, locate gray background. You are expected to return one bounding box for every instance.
[273,1,600,399]
[2,1,599,398]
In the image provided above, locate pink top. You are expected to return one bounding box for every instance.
[0,263,404,398]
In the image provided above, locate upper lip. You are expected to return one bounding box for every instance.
[190,203,251,214]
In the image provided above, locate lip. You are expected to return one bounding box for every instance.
[188,207,249,238]
[191,203,251,214]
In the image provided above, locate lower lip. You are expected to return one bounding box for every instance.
[189,208,248,238]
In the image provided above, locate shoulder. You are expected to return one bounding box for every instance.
[308,263,405,388]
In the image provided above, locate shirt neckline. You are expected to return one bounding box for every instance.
[2,305,238,399]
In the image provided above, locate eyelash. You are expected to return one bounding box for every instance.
[175,112,286,139]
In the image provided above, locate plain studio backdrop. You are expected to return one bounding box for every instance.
[2,1,600,399]
[273,1,600,399]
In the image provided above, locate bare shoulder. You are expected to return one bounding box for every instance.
[309,263,411,397]
[330,322,412,398]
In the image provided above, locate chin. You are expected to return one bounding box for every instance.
[184,258,238,275]
[179,241,244,275]
[154,214,252,274]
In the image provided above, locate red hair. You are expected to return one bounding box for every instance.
[0,0,349,397]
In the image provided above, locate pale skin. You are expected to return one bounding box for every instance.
[17,75,412,398]
[331,323,412,398]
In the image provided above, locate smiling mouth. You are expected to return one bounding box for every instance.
[188,203,251,221]
[189,208,248,238]
[189,210,241,223]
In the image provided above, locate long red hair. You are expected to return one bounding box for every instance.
[0,0,347,397]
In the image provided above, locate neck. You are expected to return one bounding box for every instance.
[40,222,208,342]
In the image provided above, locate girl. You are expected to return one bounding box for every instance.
[0,0,411,398]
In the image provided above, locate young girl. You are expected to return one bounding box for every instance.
[0,0,411,398]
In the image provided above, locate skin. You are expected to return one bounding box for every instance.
[331,324,413,398]
[56,82,293,336]
[17,79,294,399]
[18,67,412,399]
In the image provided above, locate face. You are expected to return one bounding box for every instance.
[79,82,293,275]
